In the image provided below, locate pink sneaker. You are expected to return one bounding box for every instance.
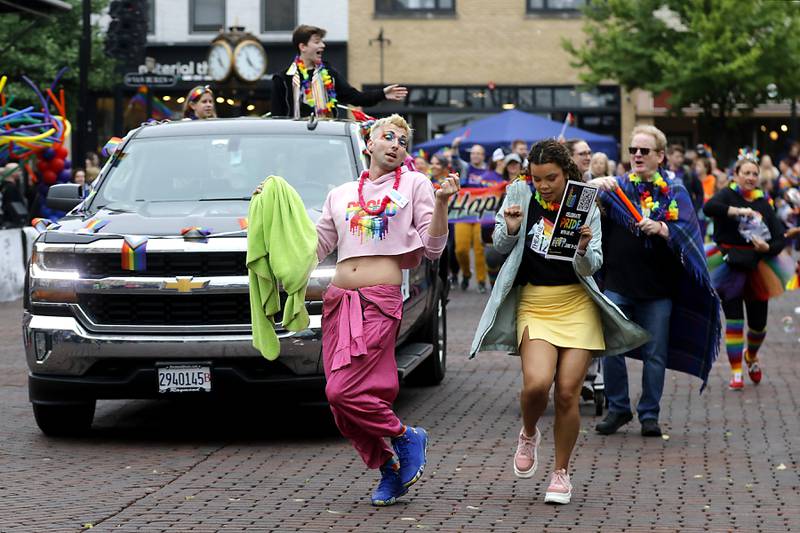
[513,427,540,478]
[544,469,572,504]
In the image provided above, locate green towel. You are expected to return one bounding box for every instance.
[246,176,318,359]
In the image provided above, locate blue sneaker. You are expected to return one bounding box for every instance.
[371,466,406,506]
[391,426,428,488]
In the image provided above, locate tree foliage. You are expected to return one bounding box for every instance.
[564,0,800,123]
[0,0,116,108]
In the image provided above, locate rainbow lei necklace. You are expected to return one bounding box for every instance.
[534,190,560,212]
[628,171,679,222]
[729,182,765,202]
[358,167,402,216]
[294,56,337,115]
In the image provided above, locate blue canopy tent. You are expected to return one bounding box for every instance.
[414,109,619,162]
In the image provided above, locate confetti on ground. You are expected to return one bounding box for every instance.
[326,509,342,515]
[693,474,704,479]
[184,496,194,501]
[293,499,305,502]
[466,505,480,510]
[662,434,670,441]
[401,517,417,521]
[776,463,787,471]
[228,498,240,502]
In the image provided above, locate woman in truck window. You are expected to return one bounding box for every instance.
[182,85,217,120]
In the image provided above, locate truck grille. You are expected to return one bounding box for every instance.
[76,252,247,278]
[78,293,254,326]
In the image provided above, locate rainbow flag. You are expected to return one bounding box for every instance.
[121,236,147,272]
[181,226,211,241]
[79,218,109,233]
[102,136,123,158]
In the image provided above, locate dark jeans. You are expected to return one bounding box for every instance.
[603,290,672,422]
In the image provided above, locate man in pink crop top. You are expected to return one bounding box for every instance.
[314,114,459,506]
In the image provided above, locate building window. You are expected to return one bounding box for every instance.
[147,0,155,35]
[191,0,225,33]
[262,0,296,32]
[527,0,585,12]
[375,0,455,15]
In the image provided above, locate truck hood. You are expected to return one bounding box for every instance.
[50,201,324,239]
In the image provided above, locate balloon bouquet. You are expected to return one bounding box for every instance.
[0,67,74,221]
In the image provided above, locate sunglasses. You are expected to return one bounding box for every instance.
[628,146,652,156]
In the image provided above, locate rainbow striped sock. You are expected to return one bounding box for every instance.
[725,319,744,373]
[746,328,767,361]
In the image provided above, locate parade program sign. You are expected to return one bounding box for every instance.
[447,182,507,224]
[545,180,598,262]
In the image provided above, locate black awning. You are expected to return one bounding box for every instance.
[0,0,72,16]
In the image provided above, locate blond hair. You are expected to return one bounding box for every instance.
[630,124,667,153]
[370,114,412,140]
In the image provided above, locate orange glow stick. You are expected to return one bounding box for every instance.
[614,186,642,222]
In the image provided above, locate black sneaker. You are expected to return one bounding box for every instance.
[640,419,662,437]
[460,276,470,291]
[595,411,633,435]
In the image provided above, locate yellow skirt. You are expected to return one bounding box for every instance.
[516,283,605,351]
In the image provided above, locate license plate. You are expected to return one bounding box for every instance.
[157,365,211,393]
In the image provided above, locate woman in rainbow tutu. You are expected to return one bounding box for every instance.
[703,155,789,390]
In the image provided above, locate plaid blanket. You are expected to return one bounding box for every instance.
[599,171,722,391]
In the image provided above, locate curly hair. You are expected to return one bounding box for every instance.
[527,139,583,182]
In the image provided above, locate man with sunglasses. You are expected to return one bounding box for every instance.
[589,125,720,438]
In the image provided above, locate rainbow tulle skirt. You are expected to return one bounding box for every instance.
[705,243,798,301]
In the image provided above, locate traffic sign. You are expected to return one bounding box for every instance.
[123,73,178,88]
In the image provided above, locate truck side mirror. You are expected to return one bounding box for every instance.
[46,183,84,212]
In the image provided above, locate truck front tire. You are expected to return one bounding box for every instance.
[407,289,447,386]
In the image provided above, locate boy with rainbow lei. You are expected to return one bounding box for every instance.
[271,25,407,119]
[589,125,721,437]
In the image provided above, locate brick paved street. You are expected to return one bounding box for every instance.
[1,290,798,532]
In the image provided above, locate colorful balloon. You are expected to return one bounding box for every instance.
[42,170,57,185]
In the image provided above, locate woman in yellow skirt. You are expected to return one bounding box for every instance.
[471,140,648,504]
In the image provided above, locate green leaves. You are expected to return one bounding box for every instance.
[0,0,116,107]
[565,0,800,116]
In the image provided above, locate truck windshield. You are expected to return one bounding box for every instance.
[87,134,357,212]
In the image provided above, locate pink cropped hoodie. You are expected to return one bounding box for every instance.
[316,165,448,268]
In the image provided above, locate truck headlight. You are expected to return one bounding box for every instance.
[29,249,79,302]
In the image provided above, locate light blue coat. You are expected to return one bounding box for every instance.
[469,180,649,358]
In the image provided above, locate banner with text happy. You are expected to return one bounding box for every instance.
[446,182,508,224]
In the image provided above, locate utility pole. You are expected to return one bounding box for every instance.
[75,0,91,162]
[369,28,390,86]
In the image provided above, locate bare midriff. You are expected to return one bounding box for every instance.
[332,255,403,289]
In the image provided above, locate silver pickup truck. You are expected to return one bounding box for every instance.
[23,118,448,436]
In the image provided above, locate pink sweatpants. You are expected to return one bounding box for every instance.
[322,284,405,469]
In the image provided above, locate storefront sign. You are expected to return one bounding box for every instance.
[124,73,178,88]
[137,60,210,82]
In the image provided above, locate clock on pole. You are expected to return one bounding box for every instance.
[208,39,234,82]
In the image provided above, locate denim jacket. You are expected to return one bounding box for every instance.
[469,180,650,358]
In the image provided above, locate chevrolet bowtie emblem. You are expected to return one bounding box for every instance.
[162,276,208,293]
